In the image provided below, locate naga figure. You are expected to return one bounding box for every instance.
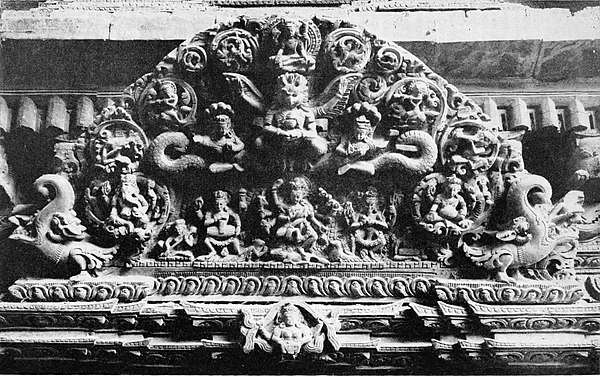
[198,190,242,260]
[257,73,328,172]
[332,96,438,176]
[335,103,381,175]
[462,172,584,283]
[6,174,116,277]
[192,102,246,173]
[271,177,329,263]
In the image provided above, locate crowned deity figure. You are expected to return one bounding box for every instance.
[198,190,242,259]
[269,303,314,358]
[272,177,329,263]
[347,187,389,260]
[335,103,381,175]
[193,102,246,173]
[269,20,316,73]
[424,176,471,230]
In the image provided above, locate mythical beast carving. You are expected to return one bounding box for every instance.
[6,174,116,278]
[462,173,584,283]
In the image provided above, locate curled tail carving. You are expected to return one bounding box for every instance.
[9,174,117,275]
[371,130,438,175]
[147,132,206,173]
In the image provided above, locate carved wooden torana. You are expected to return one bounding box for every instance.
[0,15,598,374]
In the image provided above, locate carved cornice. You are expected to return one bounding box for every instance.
[433,279,584,305]
[457,339,488,362]
[437,301,473,331]
[7,277,157,303]
[428,338,596,368]
[0,298,596,371]
[469,301,600,332]
[349,0,501,12]
[484,339,594,367]
[7,274,434,301]
[21,0,503,12]
[409,302,443,329]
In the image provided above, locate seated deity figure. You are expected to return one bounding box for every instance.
[272,177,329,263]
[198,190,242,259]
[257,73,327,172]
[145,80,191,126]
[269,20,316,73]
[157,219,197,260]
[269,303,314,358]
[335,103,381,175]
[193,102,246,173]
[424,176,471,230]
[107,174,151,240]
[347,187,389,261]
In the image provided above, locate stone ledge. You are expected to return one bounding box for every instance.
[1,4,599,42]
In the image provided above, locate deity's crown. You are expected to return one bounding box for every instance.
[282,19,299,30]
[289,176,310,191]
[205,102,234,119]
[214,190,229,201]
[281,303,302,316]
[445,175,462,187]
[363,186,380,202]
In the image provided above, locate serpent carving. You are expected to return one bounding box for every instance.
[369,130,438,175]
[146,131,206,173]
[462,172,582,283]
[8,174,116,276]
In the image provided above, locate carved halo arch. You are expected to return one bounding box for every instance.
[0,14,584,296]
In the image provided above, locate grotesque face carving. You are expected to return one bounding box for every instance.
[276,73,308,110]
